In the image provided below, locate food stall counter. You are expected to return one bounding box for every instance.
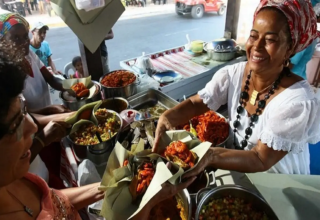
[120,46,247,100]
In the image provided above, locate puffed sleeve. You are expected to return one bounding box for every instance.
[259,98,320,153]
[198,66,230,111]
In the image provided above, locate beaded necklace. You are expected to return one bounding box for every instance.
[233,69,285,149]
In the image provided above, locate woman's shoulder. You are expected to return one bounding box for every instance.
[281,80,316,102]
[221,61,247,76]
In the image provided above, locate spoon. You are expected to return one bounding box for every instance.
[183,95,197,137]
[186,34,191,49]
[96,132,103,143]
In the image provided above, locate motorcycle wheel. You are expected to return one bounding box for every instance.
[218,6,226,15]
[191,5,204,19]
[175,7,183,16]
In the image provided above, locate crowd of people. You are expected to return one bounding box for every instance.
[0,0,319,219]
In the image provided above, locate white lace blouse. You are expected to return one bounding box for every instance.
[198,62,320,175]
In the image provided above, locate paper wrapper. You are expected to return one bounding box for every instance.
[63,75,92,89]
[51,0,124,53]
[156,130,211,176]
[65,101,100,124]
[99,141,183,220]
[99,130,210,220]
[62,76,96,99]
[69,119,96,135]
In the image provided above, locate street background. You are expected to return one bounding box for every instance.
[24,0,260,74]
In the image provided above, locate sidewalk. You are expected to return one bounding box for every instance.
[24,3,175,28]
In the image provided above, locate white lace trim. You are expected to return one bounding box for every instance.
[260,130,309,154]
[198,89,220,111]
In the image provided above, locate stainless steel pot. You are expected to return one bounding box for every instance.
[195,185,279,220]
[204,39,237,53]
[99,70,140,99]
[187,171,216,200]
[67,110,123,165]
[60,80,102,111]
[211,51,236,62]
[204,39,241,62]
[177,189,192,220]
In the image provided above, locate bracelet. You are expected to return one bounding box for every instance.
[34,136,45,148]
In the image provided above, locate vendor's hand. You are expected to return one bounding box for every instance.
[42,105,71,115]
[182,148,213,180]
[149,176,197,208]
[42,121,71,145]
[153,114,174,153]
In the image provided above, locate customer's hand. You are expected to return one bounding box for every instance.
[182,149,213,179]
[41,105,71,115]
[42,121,71,146]
[149,176,197,208]
[153,114,174,153]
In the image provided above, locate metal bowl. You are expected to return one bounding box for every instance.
[99,70,140,98]
[214,112,230,147]
[60,80,102,111]
[195,185,279,220]
[67,110,123,165]
[177,189,192,220]
[98,97,129,113]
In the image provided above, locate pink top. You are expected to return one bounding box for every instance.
[25,173,81,220]
[74,71,80,78]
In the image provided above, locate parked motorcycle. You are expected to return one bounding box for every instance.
[125,0,146,7]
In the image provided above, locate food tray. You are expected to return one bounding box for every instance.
[127,88,179,110]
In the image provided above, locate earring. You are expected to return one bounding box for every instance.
[283,59,290,68]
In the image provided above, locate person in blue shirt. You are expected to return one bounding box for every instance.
[30,22,62,75]
[290,0,320,79]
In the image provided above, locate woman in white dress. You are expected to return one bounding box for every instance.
[154,0,320,175]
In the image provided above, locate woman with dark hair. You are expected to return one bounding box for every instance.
[0,61,195,219]
[154,0,320,175]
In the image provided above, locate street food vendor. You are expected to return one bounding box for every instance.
[0,12,64,111]
[0,61,195,219]
[154,0,320,175]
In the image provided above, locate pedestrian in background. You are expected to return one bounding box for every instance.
[45,0,52,17]
[31,0,38,11]
[24,0,32,15]
[100,29,114,74]
[30,22,62,75]
[38,0,44,14]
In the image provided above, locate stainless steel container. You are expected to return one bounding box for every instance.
[99,70,140,99]
[195,185,279,220]
[98,97,129,113]
[127,88,179,109]
[67,110,123,165]
[177,189,192,220]
[60,80,102,111]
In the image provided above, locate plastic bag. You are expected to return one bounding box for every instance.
[75,0,105,12]
[134,52,154,76]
